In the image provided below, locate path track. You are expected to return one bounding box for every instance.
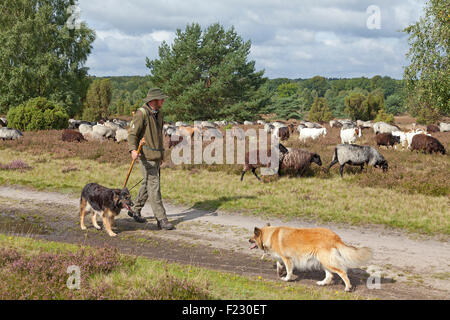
[0,185,448,299]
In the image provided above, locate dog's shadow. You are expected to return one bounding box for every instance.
[275,263,395,289]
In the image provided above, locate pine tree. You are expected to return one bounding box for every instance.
[146,23,266,121]
[0,0,95,116]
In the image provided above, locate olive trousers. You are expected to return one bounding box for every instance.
[131,158,167,221]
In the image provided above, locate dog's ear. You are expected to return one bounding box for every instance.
[113,190,121,206]
[254,227,261,237]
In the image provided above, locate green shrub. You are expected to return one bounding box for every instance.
[308,97,333,122]
[82,106,102,122]
[374,108,395,124]
[6,97,69,131]
[415,107,441,125]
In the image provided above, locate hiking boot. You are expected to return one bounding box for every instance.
[156,218,175,230]
[127,210,146,223]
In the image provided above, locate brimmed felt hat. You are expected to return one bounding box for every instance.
[142,88,168,103]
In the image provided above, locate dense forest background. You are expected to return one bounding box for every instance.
[100,74,405,122]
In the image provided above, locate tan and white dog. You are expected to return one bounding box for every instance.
[249,224,372,292]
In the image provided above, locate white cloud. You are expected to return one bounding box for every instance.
[77,0,425,78]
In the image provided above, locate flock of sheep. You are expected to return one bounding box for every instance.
[0,115,448,180]
[160,118,447,180]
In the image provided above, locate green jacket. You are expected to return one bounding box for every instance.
[128,104,165,161]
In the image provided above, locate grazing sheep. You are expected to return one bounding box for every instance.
[272,126,290,141]
[426,124,440,133]
[280,148,322,176]
[61,129,86,142]
[164,125,177,137]
[168,134,184,148]
[329,120,342,128]
[357,120,373,129]
[115,128,128,143]
[328,144,388,177]
[304,122,322,128]
[175,121,189,127]
[0,127,23,140]
[241,144,289,181]
[113,119,128,128]
[287,123,295,134]
[257,120,266,125]
[338,120,356,129]
[177,126,201,138]
[405,129,430,149]
[79,123,93,136]
[264,123,275,133]
[373,122,399,134]
[440,122,450,132]
[410,134,446,155]
[244,121,254,125]
[340,127,361,144]
[202,127,222,140]
[93,124,115,139]
[298,127,327,142]
[296,124,306,133]
[82,131,104,141]
[104,121,121,132]
[391,130,408,149]
[231,127,245,140]
[375,133,400,148]
[200,121,216,128]
[272,121,286,128]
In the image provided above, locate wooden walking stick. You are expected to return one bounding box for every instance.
[123,138,145,189]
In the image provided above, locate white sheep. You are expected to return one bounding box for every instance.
[82,131,104,141]
[440,122,450,132]
[115,128,128,142]
[104,121,121,132]
[391,130,407,149]
[298,127,327,142]
[373,122,399,134]
[0,127,23,140]
[93,124,115,139]
[340,127,361,144]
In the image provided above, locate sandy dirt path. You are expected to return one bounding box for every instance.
[0,185,448,299]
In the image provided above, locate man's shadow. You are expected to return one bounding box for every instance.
[169,195,257,226]
[115,195,256,231]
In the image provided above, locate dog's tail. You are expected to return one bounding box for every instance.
[333,242,372,269]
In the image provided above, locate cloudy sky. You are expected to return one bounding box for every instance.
[77,0,426,79]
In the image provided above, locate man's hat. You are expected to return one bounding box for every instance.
[142,88,168,104]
